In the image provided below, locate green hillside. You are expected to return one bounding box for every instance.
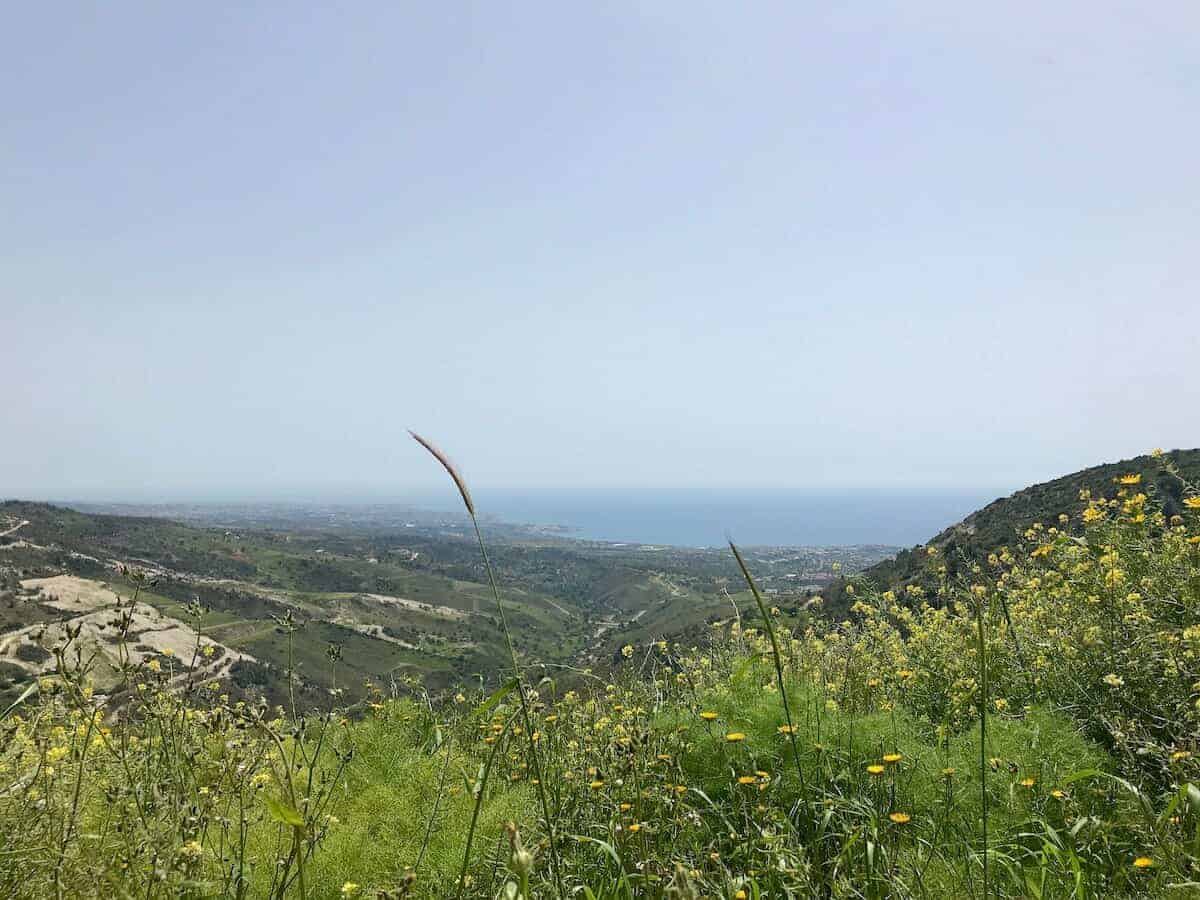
[0,501,889,710]
[3,459,1200,897]
[0,501,594,706]
[823,448,1200,614]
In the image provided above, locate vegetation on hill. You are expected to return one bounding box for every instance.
[824,448,1200,617]
[2,450,1200,897]
[0,500,888,710]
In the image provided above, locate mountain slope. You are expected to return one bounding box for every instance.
[831,448,1200,608]
[0,501,594,705]
[0,501,895,704]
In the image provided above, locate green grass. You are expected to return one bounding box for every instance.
[0,616,1189,898]
[4,456,1200,897]
[248,709,533,897]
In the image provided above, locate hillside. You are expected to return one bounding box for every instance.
[0,501,891,709]
[0,501,589,708]
[3,459,1200,897]
[824,448,1200,612]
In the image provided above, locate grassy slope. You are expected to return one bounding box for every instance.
[5,458,1200,896]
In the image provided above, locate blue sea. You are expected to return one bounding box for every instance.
[465,488,1002,549]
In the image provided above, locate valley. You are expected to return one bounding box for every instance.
[0,499,895,709]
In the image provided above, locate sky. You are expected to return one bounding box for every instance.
[4,2,1199,502]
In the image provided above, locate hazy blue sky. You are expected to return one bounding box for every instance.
[4,2,1198,501]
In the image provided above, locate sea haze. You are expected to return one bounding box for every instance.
[60,488,1002,549]
[469,488,999,548]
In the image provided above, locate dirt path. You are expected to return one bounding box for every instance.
[649,573,686,598]
[540,595,575,617]
[0,520,29,538]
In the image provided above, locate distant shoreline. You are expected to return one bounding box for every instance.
[56,487,996,549]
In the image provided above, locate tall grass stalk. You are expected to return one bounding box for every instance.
[729,540,806,795]
[411,431,564,898]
